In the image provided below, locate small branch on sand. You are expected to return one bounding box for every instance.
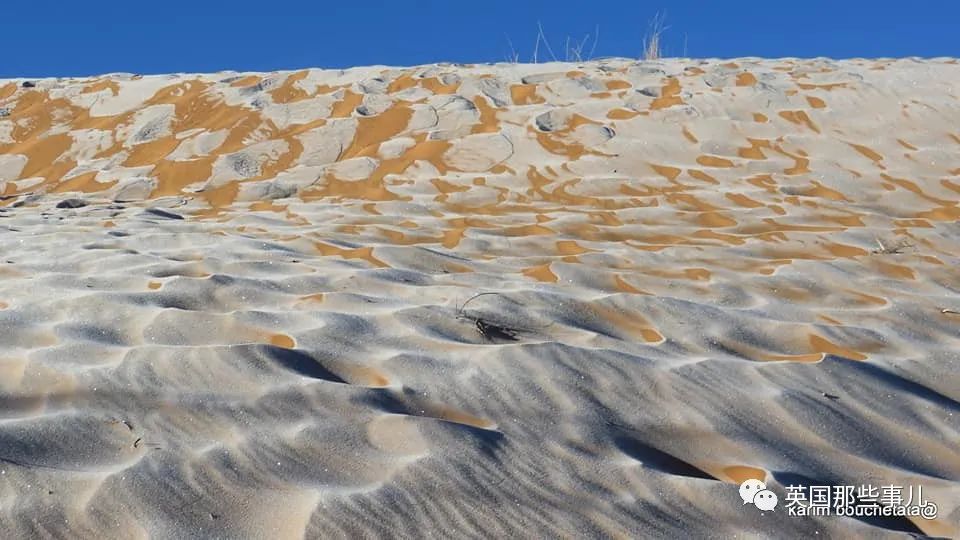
[457,292,503,317]
[474,317,520,342]
[457,292,521,342]
[871,236,914,255]
[457,292,556,342]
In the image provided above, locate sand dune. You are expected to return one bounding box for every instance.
[0,57,959,538]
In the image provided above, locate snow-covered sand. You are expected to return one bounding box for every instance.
[1,58,958,537]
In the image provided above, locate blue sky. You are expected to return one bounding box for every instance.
[4,1,956,77]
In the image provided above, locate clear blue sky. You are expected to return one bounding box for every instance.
[5,1,956,77]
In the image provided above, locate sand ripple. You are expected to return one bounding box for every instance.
[0,58,959,537]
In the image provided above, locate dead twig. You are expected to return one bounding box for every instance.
[474,318,520,342]
[872,236,914,255]
[457,292,520,342]
[457,292,504,318]
[457,292,557,342]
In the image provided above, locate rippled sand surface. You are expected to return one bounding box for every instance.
[1,58,959,538]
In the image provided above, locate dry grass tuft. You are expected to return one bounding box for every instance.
[504,22,601,64]
[642,12,669,60]
[501,13,672,64]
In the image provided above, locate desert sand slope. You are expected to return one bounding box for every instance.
[0,57,959,538]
